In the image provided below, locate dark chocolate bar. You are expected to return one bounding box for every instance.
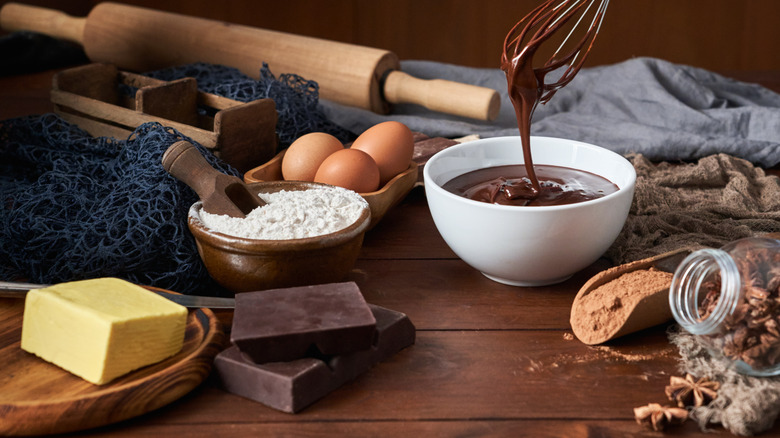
[231,282,376,363]
[413,137,459,183]
[214,304,415,413]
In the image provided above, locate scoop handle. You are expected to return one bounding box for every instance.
[161,140,221,201]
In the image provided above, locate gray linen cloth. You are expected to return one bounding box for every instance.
[321,57,780,168]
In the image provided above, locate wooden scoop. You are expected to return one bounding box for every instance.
[570,247,695,345]
[162,141,265,218]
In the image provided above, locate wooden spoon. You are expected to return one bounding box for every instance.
[162,140,265,217]
[570,247,696,345]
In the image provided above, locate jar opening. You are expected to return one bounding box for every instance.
[669,248,741,335]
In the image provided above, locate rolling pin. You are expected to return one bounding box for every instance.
[0,2,500,121]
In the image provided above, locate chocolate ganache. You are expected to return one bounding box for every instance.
[442,164,617,207]
[445,0,611,207]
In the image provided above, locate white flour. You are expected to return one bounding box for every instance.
[197,187,368,240]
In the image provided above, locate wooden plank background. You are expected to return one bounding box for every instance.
[2,0,780,73]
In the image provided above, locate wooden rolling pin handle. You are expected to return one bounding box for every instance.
[383,70,501,121]
[0,2,85,44]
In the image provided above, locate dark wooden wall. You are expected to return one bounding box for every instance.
[3,0,780,72]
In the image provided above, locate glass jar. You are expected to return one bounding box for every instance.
[669,237,780,376]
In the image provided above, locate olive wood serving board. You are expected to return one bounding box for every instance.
[0,287,226,436]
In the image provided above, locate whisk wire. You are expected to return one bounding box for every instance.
[502,0,609,104]
[550,0,604,61]
[504,0,609,67]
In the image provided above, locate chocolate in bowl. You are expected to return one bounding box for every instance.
[441,163,618,207]
[423,136,635,286]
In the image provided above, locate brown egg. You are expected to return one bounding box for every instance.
[313,148,380,193]
[281,132,344,181]
[350,121,414,186]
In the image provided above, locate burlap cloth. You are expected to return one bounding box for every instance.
[606,153,780,265]
[670,327,780,436]
[608,153,780,436]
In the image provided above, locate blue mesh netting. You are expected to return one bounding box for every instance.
[0,63,354,295]
[0,116,235,295]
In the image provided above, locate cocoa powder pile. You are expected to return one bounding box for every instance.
[571,267,673,345]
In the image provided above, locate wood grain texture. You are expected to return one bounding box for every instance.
[0,292,226,436]
[61,330,674,424]
[77,420,736,438]
[0,1,500,119]
[3,64,780,437]
[7,0,771,72]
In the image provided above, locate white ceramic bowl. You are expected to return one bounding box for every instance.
[423,136,636,286]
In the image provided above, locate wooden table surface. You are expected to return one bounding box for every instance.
[2,68,779,437]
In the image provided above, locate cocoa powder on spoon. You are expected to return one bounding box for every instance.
[570,248,692,345]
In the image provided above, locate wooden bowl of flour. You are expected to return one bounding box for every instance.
[187,181,371,294]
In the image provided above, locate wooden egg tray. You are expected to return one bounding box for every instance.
[51,63,278,173]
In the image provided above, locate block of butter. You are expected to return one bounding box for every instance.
[21,278,188,385]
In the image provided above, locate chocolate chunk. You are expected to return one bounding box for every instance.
[214,304,416,413]
[413,137,460,183]
[231,282,376,364]
[413,137,458,166]
[411,131,430,143]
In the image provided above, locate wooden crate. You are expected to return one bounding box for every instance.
[51,63,278,173]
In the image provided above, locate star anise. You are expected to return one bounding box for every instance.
[766,318,780,338]
[698,280,721,321]
[664,374,720,408]
[634,403,688,431]
[740,331,780,369]
[766,267,780,293]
